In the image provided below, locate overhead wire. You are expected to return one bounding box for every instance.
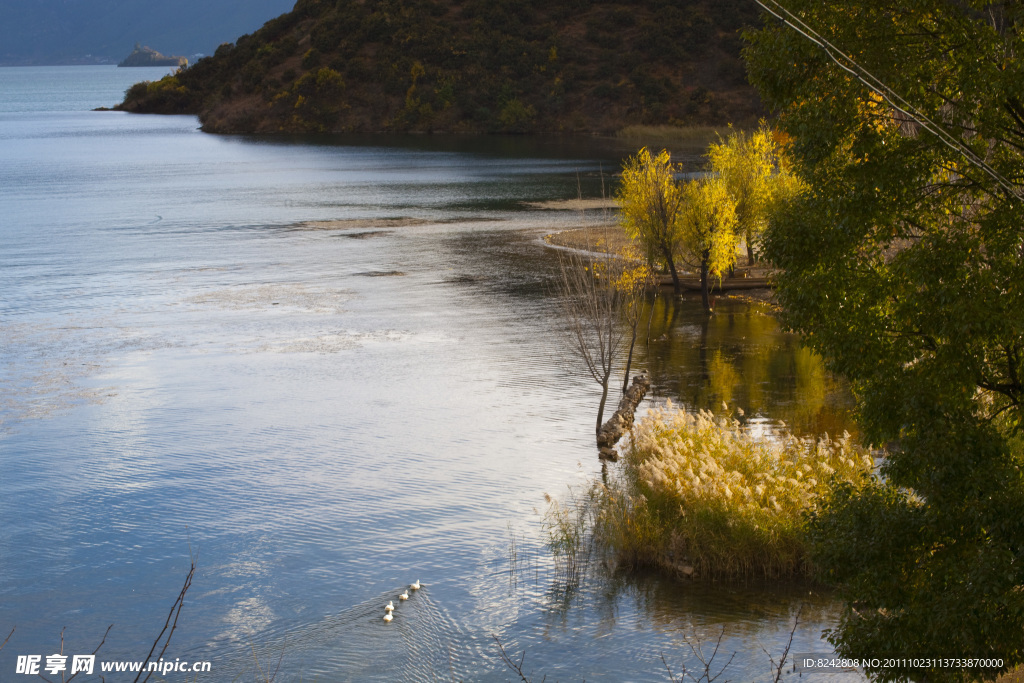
[754,0,1023,201]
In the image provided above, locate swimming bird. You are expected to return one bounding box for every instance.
[383,612,393,623]
[399,591,409,600]
[410,580,421,591]
[385,601,394,612]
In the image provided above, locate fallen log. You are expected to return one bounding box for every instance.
[597,373,651,461]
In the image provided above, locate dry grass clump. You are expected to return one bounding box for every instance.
[594,401,874,579]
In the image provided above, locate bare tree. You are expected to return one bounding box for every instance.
[556,236,626,440]
[617,246,652,394]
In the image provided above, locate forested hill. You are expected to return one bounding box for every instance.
[116,0,763,134]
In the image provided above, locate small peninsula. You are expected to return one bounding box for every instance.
[114,0,763,134]
[119,43,187,68]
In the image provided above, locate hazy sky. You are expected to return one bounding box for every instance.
[0,0,297,65]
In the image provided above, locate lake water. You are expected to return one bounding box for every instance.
[0,66,859,680]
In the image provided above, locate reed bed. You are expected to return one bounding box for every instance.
[592,401,875,579]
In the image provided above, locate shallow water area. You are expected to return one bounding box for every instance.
[0,66,861,680]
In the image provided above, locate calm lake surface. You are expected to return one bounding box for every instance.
[0,66,860,680]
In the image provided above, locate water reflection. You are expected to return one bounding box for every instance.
[640,294,855,437]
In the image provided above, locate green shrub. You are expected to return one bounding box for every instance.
[301,48,322,70]
[497,97,535,131]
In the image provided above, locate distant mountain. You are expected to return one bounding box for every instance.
[116,0,763,135]
[0,0,296,66]
[118,43,187,67]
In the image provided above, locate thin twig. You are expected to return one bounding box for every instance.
[762,604,803,683]
[662,652,682,683]
[674,626,736,683]
[133,556,196,683]
[493,635,533,683]
[0,626,12,653]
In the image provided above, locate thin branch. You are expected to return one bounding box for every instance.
[662,653,682,683]
[761,604,803,683]
[493,635,534,683]
[64,625,113,683]
[133,557,196,683]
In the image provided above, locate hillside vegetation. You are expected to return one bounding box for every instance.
[116,0,762,134]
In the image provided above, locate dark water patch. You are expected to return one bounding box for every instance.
[435,215,506,224]
[353,270,406,277]
[290,217,429,231]
[340,230,393,239]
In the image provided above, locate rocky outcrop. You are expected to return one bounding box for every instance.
[597,373,651,461]
[119,43,186,68]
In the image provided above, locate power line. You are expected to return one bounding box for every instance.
[754,0,1023,201]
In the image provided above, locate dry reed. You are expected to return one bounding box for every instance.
[593,401,875,579]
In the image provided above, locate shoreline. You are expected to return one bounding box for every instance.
[543,224,777,305]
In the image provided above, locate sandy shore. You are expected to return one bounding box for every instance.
[524,198,619,211]
[544,224,634,255]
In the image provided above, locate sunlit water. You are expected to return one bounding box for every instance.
[0,66,860,681]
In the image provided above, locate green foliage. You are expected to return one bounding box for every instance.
[595,402,874,578]
[745,1,1024,677]
[497,97,536,132]
[121,76,196,114]
[301,48,321,70]
[283,67,346,131]
[543,489,595,590]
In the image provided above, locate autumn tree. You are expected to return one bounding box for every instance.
[617,148,687,295]
[676,176,739,314]
[707,123,799,265]
[746,1,1024,678]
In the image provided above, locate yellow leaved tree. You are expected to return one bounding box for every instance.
[707,123,799,265]
[617,148,687,295]
[677,176,739,314]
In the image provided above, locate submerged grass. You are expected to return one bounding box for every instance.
[555,401,876,580]
[542,490,595,594]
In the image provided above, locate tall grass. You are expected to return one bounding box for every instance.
[593,401,875,579]
[542,490,595,593]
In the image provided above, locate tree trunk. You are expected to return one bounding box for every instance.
[595,371,611,440]
[660,243,682,295]
[746,228,756,266]
[622,325,637,394]
[700,251,713,314]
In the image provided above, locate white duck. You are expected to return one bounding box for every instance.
[385,601,394,612]
[399,591,409,601]
[410,580,421,591]
[383,612,393,623]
